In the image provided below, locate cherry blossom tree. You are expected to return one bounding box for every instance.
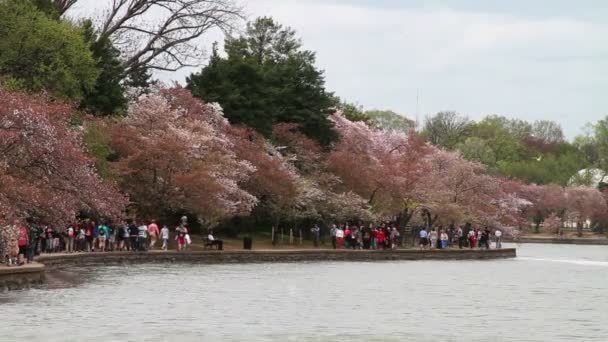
[0,89,127,254]
[110,87,257,227]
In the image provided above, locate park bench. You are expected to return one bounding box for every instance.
[203,237,219,250]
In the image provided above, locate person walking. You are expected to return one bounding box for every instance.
[128,221,139,251]
[148,220,159,249]
[310,224,321,248]
[160,225,170,250]
[137,222,148,252]
[97,222,109,252]
[330,224,337,249]
[429,228,438,249]
[495,229,503,249]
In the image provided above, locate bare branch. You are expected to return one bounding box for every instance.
[53,0,79,15]
[63,0,244,76]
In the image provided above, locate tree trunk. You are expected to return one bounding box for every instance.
[299,228,302,245]
[289,228,294,245]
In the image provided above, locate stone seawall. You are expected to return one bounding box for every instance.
[507,238,608,245]
[2,249,515,290]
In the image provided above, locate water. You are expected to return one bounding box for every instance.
[1,244,607,341]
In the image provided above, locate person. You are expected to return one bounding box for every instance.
[419,227,428,250]
[207,231,223,250]
[44,225,54,253]
[17,224,29,265]
[66,224,75,253]
[456,226,464,249]
[77,225,86,252]
[362,226,371,249]
[97,222,109,252]
[148,220,159,249]
[107,224,115,251]
[84,222,93,252]
[175,224,187,251]
[310,224,320,248]
[160,225,170,250]
[429,228,438,249]
[330,224,337,249]
[482,227,491,249]
[440,230,449,249]
[116,223,125,251]
[477,229,483,249]
[468,228,477,249]
[370,226,378,250]
[128,221,139,251]
[390,227,399,249]
[495,229,503,249]
[91,221,99,252]
[377,227,386,250]
[344,225,351,249]
[137,222,148,252]
[335,225,344,249]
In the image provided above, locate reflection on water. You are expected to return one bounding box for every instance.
[1,244,607,342]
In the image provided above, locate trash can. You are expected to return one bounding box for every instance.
[243,236,253,250]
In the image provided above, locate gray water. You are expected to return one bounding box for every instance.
[1,244,607,342]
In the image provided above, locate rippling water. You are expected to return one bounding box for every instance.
[1,244,607,341]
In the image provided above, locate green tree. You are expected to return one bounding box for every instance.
[457,137,496,166]
[422,111,472,149]
[187,17,337,146]
[79,20,127,115]
[366,109,414,134]
[0,0,98,99]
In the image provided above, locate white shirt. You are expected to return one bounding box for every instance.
[160,227,169,239]
[495,230,502,238]
[207,234,215,241]
[336,229,344,238]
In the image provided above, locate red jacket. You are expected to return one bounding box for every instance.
[18,226,29,247]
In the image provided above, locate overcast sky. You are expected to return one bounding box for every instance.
[75,0,608,139]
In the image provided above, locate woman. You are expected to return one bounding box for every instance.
[440,230,449,249]
[468,229,477,249]
[17,224,29,265]
[175,224,188,251]
[429,228,438,249]
[376,228,385,250]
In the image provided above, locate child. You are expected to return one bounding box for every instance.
[160,225,169,250]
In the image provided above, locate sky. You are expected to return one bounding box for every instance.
[74,0,608,139]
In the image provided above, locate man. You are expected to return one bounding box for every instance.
[335,225,344,249]
[128,221,139,251]
[310,224,321,248]
[494,229,503,249]
[456,226,464,249]
[330,224,337,249]
[138,222,148,252]
[148,220,159,249]
[207,231,223,250]
[419,227,428,250]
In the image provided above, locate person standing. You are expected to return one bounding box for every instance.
[371,226,378,250]
[495,229,503,249]
[160,225,170,250]
[175,224,187,251]
[456,226,464,249]
[148,220,159,249]
[468,229,477,249]
[330,224,337,249]
[377,228,386,250]
[419,227,428,250]
[66,224,75,253]
[440,230,449,249]
[97,222,109,252]
[335,226,344,249]
[310,224,321,248]
[17,224,29,266]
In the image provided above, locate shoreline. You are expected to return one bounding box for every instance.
[1,248,516,291]
[507,237,608,245]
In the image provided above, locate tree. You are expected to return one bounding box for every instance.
[187,17,338,146]
[457,137,496,166]
[0,89,127,228]
[79,20,127,115]
[59,0,243,76]
[0,0,98,99]
[564,186,607,237]
[366,109,414,134]
[532,120,564,145]
[422,111,472,149]
[109,87,257,227]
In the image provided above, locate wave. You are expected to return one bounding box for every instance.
[518,257,608,267]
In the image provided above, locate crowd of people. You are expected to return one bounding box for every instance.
[2,218,216,266]
[322,223,504,250]
[417,225,503,250]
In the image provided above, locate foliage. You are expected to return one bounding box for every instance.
[0,89,127,228]
[79,20,127,116]
[187,17,338,146]
[0,0,98,99]
[422,111,472,149]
